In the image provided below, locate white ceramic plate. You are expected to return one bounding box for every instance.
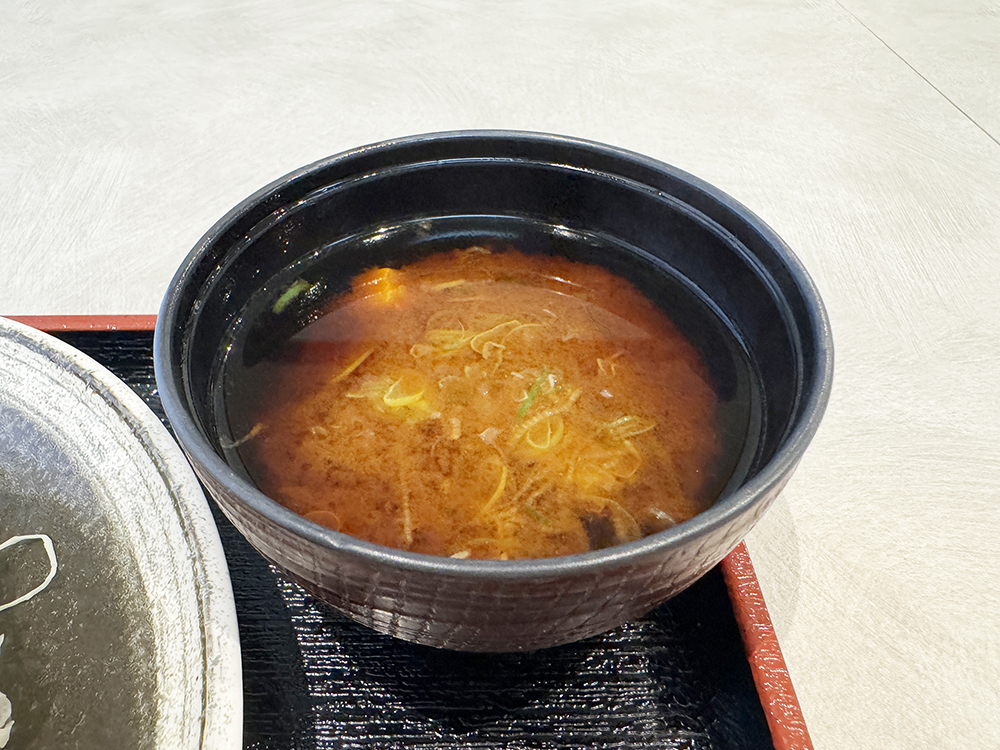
[0,317,241,749]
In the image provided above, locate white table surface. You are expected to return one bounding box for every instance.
[3,1,998,748]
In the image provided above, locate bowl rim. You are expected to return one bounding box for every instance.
[154,128,833,579]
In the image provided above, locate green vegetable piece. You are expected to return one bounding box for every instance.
[522,505,550,525]
[517,368,551,421]
[273,279,312,314]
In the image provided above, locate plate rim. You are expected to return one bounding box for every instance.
[0,315,243,750]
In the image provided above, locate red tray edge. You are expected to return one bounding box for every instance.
[720,543,813,750]
[6,313,813,750]
[7,314,158,331]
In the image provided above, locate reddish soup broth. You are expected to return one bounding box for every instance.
[228,247,736,560]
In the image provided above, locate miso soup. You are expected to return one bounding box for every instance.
[221,243,759,559]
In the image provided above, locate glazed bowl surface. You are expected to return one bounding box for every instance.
[154,130,832,652]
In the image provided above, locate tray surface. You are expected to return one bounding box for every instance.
[60,328,775,750]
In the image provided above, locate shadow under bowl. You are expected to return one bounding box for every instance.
[154,130,832,652]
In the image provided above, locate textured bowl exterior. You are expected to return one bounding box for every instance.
[155,130,832,652]
[190,456,789,651]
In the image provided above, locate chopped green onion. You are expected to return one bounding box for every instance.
[517,368,551,421]
[273,279,312,314]
[522,505,550,525]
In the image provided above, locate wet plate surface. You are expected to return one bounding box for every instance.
[59,328,776,750]
[0,318,241,749]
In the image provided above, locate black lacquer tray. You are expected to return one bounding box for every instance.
[49,324,794,750]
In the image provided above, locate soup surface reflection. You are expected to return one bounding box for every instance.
[230,248,727,559]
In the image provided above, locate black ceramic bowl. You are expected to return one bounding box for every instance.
[154,131,832,652]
